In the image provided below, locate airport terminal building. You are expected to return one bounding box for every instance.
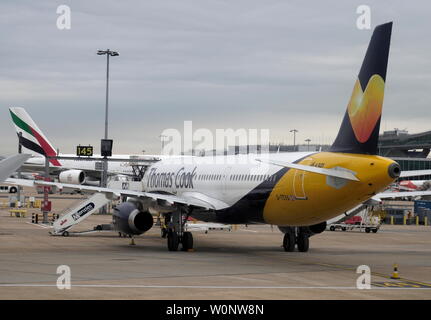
[188,128,431,180]
[378,129,431,180]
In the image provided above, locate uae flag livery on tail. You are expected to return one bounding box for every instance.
[9,107,61,166]
[330,22,392,155]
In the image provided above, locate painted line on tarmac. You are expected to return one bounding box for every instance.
[0,284,430,290]
[372,281,431,288]
[341,266,430,287]
[273,257,431,289]
[296,261,431,288]
[25,222,51,229]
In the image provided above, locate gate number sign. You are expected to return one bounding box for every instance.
[76,145,93,157]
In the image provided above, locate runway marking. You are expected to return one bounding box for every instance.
[0,284,430,290]
[305,261,431,288]
[25,222,51,229]
[267,255,431,289]
[373,281,431,288]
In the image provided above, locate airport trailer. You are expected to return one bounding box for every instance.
[328,223,380,233]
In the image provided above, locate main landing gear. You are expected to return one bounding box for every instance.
[282,227,310,252]
[165,209,194,252]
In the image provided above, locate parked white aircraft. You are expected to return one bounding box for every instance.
[7,22,431,252]
[398,180,430,191]
[9,107,160,184]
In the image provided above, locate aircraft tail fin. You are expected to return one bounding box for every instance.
[9,107,61,166]
[330,22,392,155]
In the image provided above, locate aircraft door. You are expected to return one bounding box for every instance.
[292,170,307,200]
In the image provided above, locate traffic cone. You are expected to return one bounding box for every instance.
[391,264,400,279]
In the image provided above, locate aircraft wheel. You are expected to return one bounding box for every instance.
[297,233,309,252]
[283,232,295,252]
[182,232,194,251]
[167,231,179,251]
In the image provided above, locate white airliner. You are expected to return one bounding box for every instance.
[398,180,429,191]
[9,107,160,184]
[7,22,431,252]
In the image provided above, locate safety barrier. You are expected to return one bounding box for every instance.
[31,212,59,224]
[1,199,42,209]
[24,199,41,208]
[386,215,429,226]
[9,209,27,218]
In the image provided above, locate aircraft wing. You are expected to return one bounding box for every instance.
[260,160,431,182]
[5,178,229,211]
[372,190,431,201]
[0,154,31,182]
[256,159,359,181]
[399,170,431,178]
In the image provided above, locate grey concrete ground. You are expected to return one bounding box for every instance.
[0,192,430,300]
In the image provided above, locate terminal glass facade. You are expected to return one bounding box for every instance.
[393,157,431,180]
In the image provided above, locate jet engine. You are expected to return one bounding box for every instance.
[59,170,86,185]
[112,201,154,235]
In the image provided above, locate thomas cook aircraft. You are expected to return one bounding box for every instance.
[6,22,431,252]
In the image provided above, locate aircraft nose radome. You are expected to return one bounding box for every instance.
[388,162,401,179]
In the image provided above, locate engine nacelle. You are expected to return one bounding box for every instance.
[59,170,86,185]
[112,201,154,235]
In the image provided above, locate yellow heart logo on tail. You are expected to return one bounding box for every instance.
[347,74,385,143]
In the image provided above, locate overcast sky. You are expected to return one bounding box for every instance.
[1,1,430,156]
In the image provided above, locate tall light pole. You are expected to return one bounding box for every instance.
[98,49,119,141]
[290,129,298,151]
[305,138,311,151]
[97,49,119,213]
[17,132,22,202]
